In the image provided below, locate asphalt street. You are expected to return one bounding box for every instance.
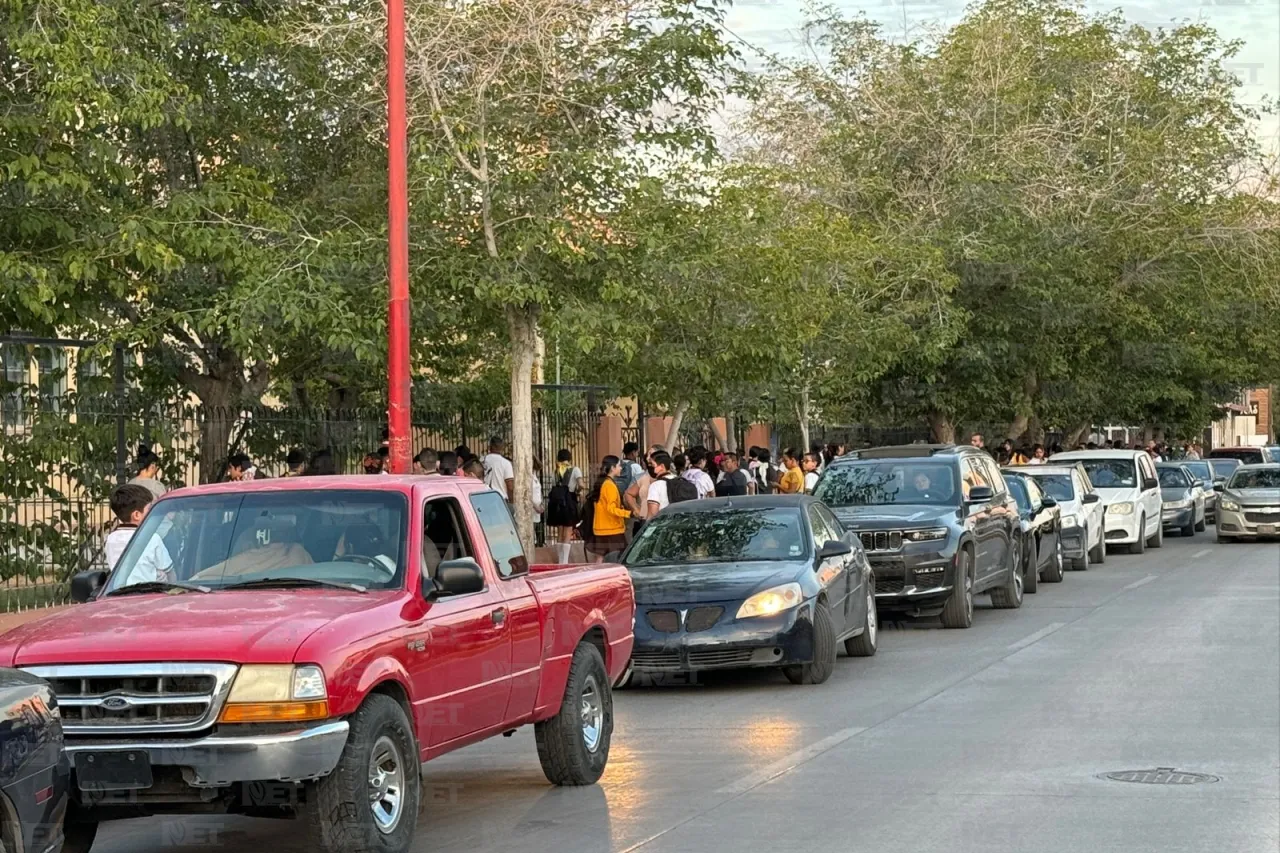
[96,532,1280,853]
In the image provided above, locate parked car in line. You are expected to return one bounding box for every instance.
[1179,459,1219,522]
[1208,446,1275,466]
[1006,463,1105,569]
[0,476,635,853]
[620,495,876,686]
[1002,471,1064,592]
[814,445,1022,629]
[1215,464,1280,542]
[1051,450,1164,554]
[1156,464,1207,537]
[1210,457,1242,484]
[0,669,68,853]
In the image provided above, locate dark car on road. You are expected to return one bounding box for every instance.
[1180,459,1219,521]
[622,496,877,686]
[1002,470,1064,593]
[1157,464,1207,537]
[1006,463,1105,569]
[0,669,68,853]
[814,445,1022,629]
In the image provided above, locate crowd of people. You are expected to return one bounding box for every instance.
[965,432,1204,465]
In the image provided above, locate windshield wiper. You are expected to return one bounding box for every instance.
[105,580,212,597]
[220,577,368,594]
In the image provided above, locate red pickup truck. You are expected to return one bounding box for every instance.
[0,476,634,853]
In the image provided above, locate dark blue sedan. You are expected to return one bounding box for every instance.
[0,668,69,853]
[620,495,877,686]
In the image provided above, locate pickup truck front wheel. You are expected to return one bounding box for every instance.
[301,693,420,853]
[537,642,613,786]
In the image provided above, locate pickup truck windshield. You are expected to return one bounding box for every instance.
[626,508,806,565]
[106,490,409,593]
[814,462,959,506]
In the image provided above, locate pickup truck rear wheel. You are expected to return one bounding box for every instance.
[536,642,613,786]
[784,600,836,684]
[300,693,420,853]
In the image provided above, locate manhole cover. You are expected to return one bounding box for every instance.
[1101,767,1220,785]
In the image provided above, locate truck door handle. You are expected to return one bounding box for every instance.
[491,608,507,626]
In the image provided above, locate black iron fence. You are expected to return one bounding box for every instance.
[0,399,601,612]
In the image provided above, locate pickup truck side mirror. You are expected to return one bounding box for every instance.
[1082,493,1100,504]
[70,570,108,604]
[427,559,486,599]
[817,540,852,560]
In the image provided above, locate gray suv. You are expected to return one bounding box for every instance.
[813,445,1022,628]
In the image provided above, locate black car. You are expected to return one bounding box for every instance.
[622,495,877,686]
[0,669,69,853]
[814,445,1022,629]
[1002,471,1064,593]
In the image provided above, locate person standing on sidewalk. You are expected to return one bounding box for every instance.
[546,449,584,563]
[802,452,822,493]
[778,449,805,494]
[585,456,630,563]
[128,445,167,500]
[482,436,515,500]
[683,447,716,499]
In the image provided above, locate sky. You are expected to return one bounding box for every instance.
[723,0,1280,152]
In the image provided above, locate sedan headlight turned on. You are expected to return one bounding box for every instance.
[736,583,803,619]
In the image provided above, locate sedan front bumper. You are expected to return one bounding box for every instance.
[1162,506,1195,529]
[1060,525,1087,559]
[64,721,350,788]
[1218,506,1280,539]
[631,601,816,672]
[1103,512,1142,545]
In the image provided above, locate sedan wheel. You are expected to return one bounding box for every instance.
[844,582,878,657]
[1023,537,1038,594]
[1045,539,1065,583]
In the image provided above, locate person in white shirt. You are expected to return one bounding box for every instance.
[482,436,515,501]
[802,452,822,493]
[104,483,172,583]
[682,448,716,499]
[646,452,676,515]
[531,457,545,545]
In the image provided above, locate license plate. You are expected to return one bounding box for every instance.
[1260,524,1277,536]
[75,750,153,792]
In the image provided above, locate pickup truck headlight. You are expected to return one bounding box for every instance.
[1107,502,1134,515]
[1220,498,1240,512]
[1060,514,1077,528]
[220,665,329,724]
[904,528,948,542]
[736,583,803,619]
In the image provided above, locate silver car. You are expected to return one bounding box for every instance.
[1215,464,1280,542]
[1157,464,1206,537]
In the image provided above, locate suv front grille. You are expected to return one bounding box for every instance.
[24,664,238,736]
[860,531,904,552]
[876,577,906,594]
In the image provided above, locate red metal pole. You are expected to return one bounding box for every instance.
[386,0,412,474]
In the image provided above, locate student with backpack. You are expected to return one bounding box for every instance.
[646,451,697,516]
[545,449,584,563]
[755,448,781,494]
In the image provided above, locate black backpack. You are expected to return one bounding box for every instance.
[664,474,698,504]
[546,469,579,526]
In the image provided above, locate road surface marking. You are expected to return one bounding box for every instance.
[714,726,867,796]
[1007,622,1067,652]
[1123,574,1159,590]
[1192,548,1213,559]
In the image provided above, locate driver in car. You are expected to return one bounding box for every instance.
[910,471,953,502]
[192,522,314,580]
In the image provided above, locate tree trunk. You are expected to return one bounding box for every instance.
[507,304,540,554]
[1027,414,1045,445]
[707,418,727,450]
[926,409,955,444]
[1065,421,1092,449]
[665,401,690,450]
[1007,371,1037,440]
[725,414,738,453]
[796,384,811,452]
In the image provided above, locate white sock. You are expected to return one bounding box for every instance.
[557,542,571,564]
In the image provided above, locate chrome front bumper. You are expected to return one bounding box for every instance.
[64,721,349,788]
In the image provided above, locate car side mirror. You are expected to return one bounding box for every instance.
[1213,483,1225,493]
[967,486,994,503]
[1041,496,1057,508]
[817,540,852,560]
[1082,493,1100,504]
[1143,478,1159,491]
[70,570,108,603]
[428,558,486,599]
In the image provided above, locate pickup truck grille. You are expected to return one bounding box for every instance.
[23,663,238,736]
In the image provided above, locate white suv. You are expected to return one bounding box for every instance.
[1050,450,1164,553]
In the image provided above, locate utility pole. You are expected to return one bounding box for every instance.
[385,0,411,473]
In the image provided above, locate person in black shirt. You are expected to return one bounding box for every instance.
[715,452,750,497]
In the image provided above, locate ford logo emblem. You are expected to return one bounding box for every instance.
[100,696,130,711]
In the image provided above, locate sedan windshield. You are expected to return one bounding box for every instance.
[106,490,408,593]
[1182,461,1213,482]
[814,462,959,506]
[1158,468,1190,488]
[1210,459,1242,478]
[1078,460,1137,488]
[1227,469,1280,490]
[1029,474,1074,502]
[626,508,806,565]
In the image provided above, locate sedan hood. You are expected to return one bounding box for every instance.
[1160,487,1193,503]
[0,590,398,667]
[1230,488,1280,506]
[830,505,959,528]
[627,562,803,605]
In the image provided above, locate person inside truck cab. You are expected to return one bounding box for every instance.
[192,518,314,580]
